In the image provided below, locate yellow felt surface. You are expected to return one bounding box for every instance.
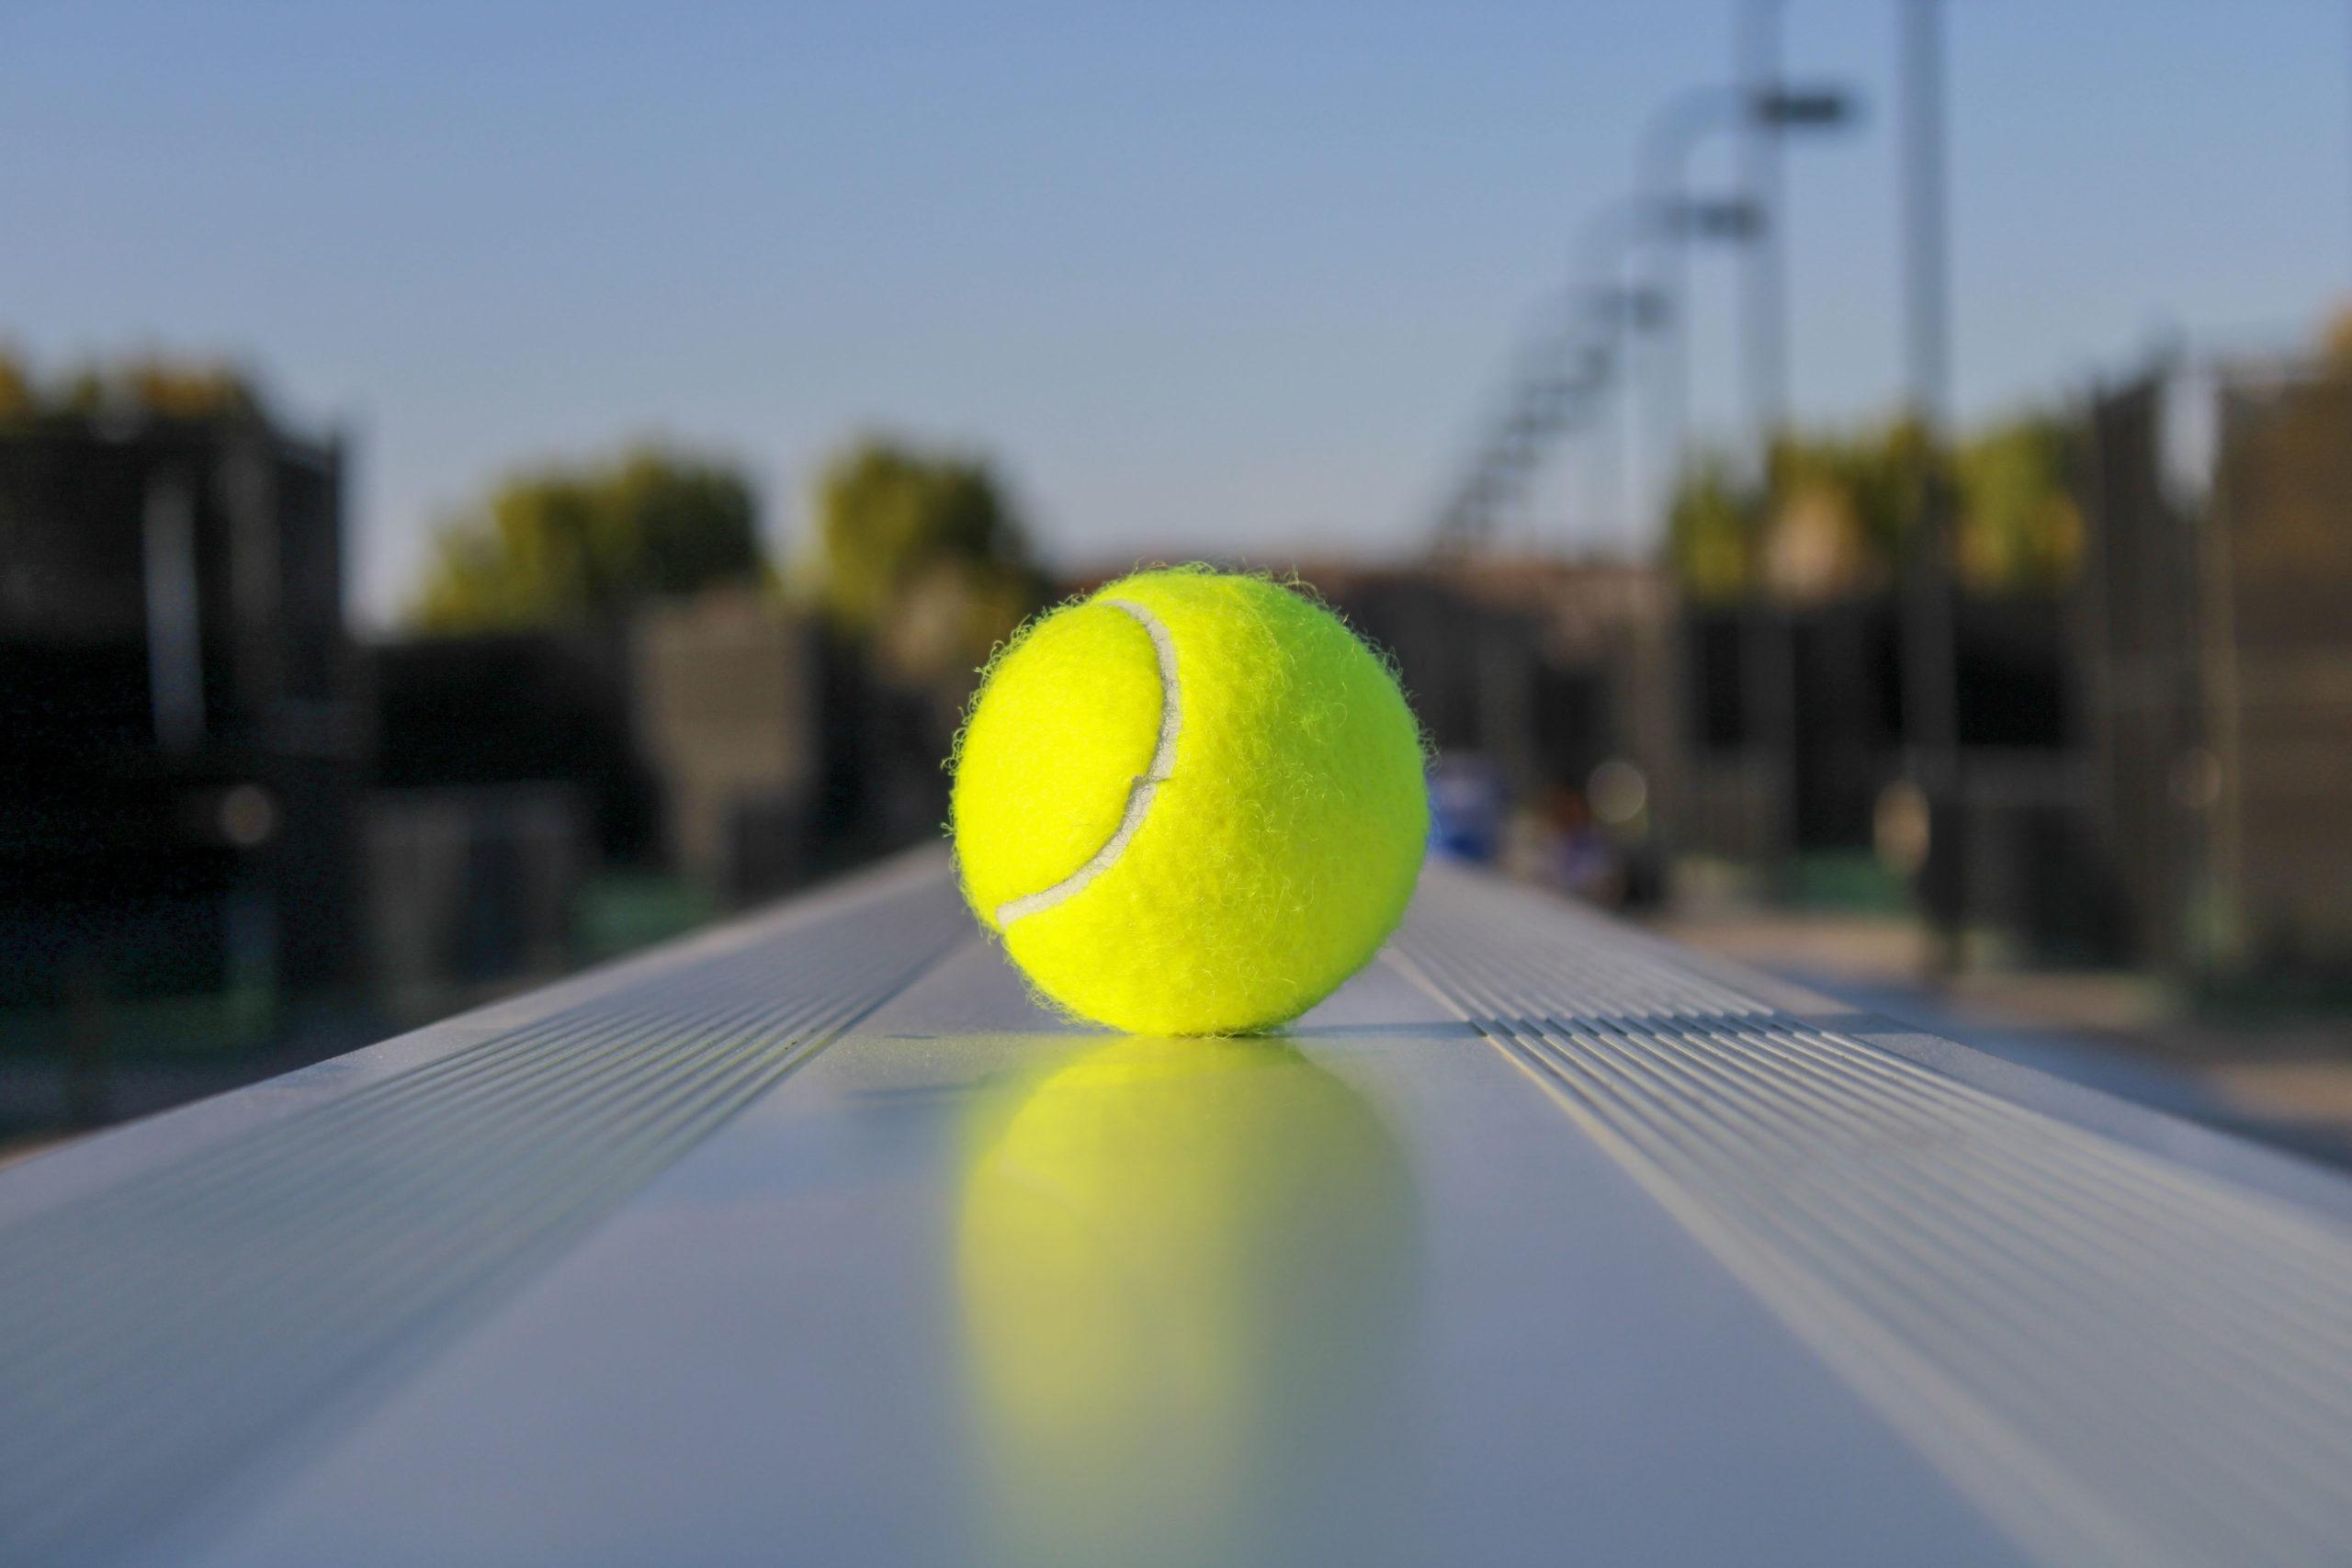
[952,602,1165,931]
[952,568,1428,1035]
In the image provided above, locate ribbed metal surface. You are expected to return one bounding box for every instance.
[12,854,2352,1568]
[1392,865,2352,1568]
[0,865,968,1568]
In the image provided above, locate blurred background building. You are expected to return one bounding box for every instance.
[2083,349,2352,988]
[0,374,360,1077]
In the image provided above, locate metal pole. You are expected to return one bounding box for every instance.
[1900,0,1963,972]
[1903,0,1951,431]
[1588,363,1623,550]
[1640,81,1854,553]
[1575,197,1665,555]
[1653,197,1693,535]
[1638,86,1741,552]
[1736,0,1796,884]
[1739,0,1790,445]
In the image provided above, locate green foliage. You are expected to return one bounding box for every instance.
[1955,417,2082,590]
[806,438,1046,678]
[0,350,33,421]
[1666,456,1758,603]
[1771,416,1935,569]
[812,441,1032,629]
[0,349,261,423]
[2324,303,2352,367]
[410,447,764,631]
[1664,412,2079,599]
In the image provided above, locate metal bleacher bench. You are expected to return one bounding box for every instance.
[6,849,2352,1568]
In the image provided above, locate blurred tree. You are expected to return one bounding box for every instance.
[1956,417,2083,591]
[1665,455,1759,603]
[0,349,33,421]
[807,439,1046,679]
[0,351,263,422]
[2323,303,2352,367]
[1666,412,2076,599]
[410,448,764,631]
[1849,416,1937,569]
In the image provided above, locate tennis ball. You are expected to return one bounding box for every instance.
[950,566,1428,1035]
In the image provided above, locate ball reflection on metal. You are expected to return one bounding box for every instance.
[957,1036,1419,1567]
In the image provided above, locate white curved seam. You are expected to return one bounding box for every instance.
[996,598,1180,927]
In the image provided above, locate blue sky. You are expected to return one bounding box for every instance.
[5,1,2347,621]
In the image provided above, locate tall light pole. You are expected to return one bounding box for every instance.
[1428,220,1652,556]
[1900,0,1962,971]
[1639,62,1857,884]
[1739,0,1790,449]
[1575,194,1671,551]
[1639,83,1855,534]
[1903,1,1951,431]
[1427,57,1851,561]
[1640,85,1747,533]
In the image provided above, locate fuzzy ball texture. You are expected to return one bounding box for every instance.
[951,567,1428,1035]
